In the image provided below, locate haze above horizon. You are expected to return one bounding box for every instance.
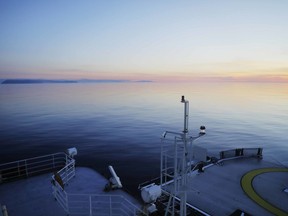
[0,1,287,82]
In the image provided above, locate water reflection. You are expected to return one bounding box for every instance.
[0,82,287,195]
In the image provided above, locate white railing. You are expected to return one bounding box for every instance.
[0,152,67,183]
[52,174,145,215]
[51,156,146,216]
[66,194,143,216]
[0,152,145,216]
[219,147,263,160]
[51,154,75,213]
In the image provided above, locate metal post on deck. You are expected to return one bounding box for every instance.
[17,161,20,177]
[65,155,68,185]
[52,154,55,169]
[25,159,28,177]
[173,136,177,214]
[109,196,112,216]
[180,95,189,216]
[89,196,92,216]
[66,193,69,215]
[162,96,206,216]
[160,138,163,186]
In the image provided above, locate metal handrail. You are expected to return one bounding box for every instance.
[0,152,67,183]
[51,157,146,216]
[66,193,143,216]
[52,178,146,215]
[0,152,145,215]
[219,147,263,159]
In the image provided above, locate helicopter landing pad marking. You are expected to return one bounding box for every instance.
[241,168,288,216]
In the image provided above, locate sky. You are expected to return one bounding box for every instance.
[0,0,288,82]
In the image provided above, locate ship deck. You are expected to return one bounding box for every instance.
[0,167,141,216]
[162,157,288,216]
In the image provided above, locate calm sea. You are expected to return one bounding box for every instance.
[0,82,287,196]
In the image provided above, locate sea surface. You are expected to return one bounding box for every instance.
[0,82,287,197]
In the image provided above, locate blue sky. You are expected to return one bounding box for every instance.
[0,0,288,81]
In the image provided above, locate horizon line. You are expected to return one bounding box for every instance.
[1,77,288,84]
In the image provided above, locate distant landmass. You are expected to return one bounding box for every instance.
[1,79,153,84]
[135,80,153,83]
[2,79,78,84]
[79,79,152,83]
[79,79,131,83]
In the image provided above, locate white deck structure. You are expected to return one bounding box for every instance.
[161,156,288,216]
[0,152,145,216]
[155,96,288,216]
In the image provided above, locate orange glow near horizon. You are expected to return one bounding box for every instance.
[1,55,288,83]
[1,1,288,83]
[1,60,288,83]
[1,70,288,83]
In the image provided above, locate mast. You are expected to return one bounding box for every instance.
[161,96,206,216]
[180,96,189,216]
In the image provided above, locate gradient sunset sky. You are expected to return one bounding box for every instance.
[0,0,287,82]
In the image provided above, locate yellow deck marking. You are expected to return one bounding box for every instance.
[241,168,288,216]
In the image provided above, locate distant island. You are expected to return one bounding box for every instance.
[2,79,78,84]
[1,79,153,84]
[79,79,131,83]
[78,79,153,83]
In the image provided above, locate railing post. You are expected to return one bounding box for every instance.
[72,159,76,178]
[89,195,92,216]
[65,155,68,185]
[25,160,28,177]
[52,154,55,169]
[109,196,112,216]
[17,161,20,177]
[66,193,69,215]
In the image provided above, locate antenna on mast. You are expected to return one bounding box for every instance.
[181,95,189,134]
